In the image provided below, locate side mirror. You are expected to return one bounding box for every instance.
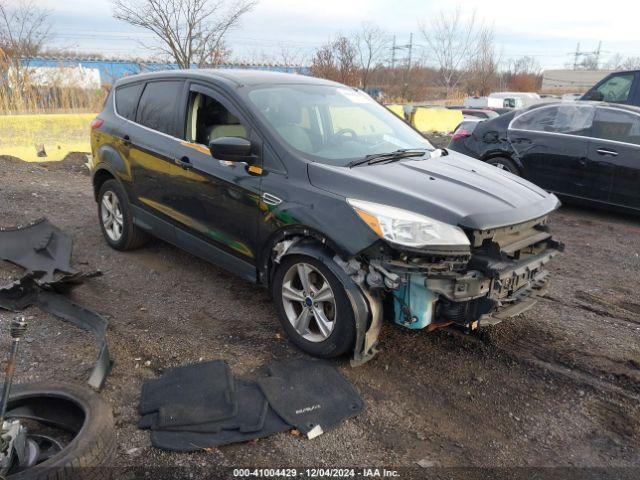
[209,137,253,162]
[586,90,604,101]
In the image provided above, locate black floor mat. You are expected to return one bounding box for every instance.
[149,404,290,452]
[139,379,268,433]
[257,358,364,436]
[139,360,237,428]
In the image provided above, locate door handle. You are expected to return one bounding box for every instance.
[578,157,587,166]
[122,135,131,147]
[596,148,618,157]
[174,156,192,170]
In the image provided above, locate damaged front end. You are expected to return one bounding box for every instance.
[362,214,563,332]
[272,215,562,367]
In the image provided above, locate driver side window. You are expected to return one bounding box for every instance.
[185,91,248,146]
[589,74,634,103]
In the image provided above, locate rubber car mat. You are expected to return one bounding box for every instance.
[0,219,75,282]
[139,379,268,434]
[139,360,237,428]
[257,358,364,436]
[149,405,290,452]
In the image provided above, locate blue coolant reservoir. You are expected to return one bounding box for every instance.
[393,275,439,329]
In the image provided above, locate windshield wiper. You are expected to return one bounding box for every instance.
[348,149,430,168]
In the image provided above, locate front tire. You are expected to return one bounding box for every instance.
[272,255,356,358]
[97,179,148,250]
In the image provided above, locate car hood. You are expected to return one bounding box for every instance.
[307,151,560,231]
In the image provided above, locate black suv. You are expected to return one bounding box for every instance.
[90,70,562,364]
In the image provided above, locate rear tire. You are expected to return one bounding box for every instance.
[272,255,357,358]
[98,179,149,250]
[487,156,520,175]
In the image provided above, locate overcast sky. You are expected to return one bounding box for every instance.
[34,0,640,69]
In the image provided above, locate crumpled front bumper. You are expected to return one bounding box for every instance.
[425,238,563,326]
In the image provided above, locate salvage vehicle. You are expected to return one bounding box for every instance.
[581,70,640,107]
[89,70,563,364]
[449,101,640,214]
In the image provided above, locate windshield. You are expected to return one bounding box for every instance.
[247,85,433,166]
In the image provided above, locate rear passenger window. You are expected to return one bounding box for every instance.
[511,105,593,136]
[115,83,144,121]
[136,81,184,137]
[592,108,640,146]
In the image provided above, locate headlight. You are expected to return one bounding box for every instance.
[347,198,470,248]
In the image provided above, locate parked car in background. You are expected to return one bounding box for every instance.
[451,119,484,142]
[89,69,562,362]
[581,70,639,106]
[448,101,640,213]
[461,109,499,120]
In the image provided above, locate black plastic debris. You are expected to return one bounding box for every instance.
[36,292,112,390]
[0,219,111,390]
[257,358,364,437]
[139,360,237,428]
[0,219,75,282]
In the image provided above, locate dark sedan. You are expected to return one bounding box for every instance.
[449,102,640,213]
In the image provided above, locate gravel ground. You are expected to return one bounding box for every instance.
[0,153,639,476]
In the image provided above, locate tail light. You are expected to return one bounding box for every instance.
[90,118,104,129]
[452,129,472,141]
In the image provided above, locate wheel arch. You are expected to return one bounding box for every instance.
[269,237,374,365]
[482,151,524,173]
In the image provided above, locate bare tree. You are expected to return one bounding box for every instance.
[111,0,257,68]
[465,26,499,96]
[0,0,51,106]
[420,8,479,96]
[508,55,541,76]
[622,56,640,70]
[310,36,358,86]
[0,0,50,66]
[278,43,307,67]
[353,22,390,90]
[606,54,640,71]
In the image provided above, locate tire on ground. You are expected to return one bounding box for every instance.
[8,382,116,480]
[98,179,149,250]
[272,254,357,359]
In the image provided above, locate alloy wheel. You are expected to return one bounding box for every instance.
[100,191,123,242]
[281,262,336,343]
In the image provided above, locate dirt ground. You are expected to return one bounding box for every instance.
[1,152,639,477]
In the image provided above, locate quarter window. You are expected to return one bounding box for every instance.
[136,81,184,137]
[115,83,144,121]
[591,108,640,146]
[511,105,594,136]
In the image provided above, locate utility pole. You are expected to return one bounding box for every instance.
[573,42,580,70]
[594,41,602,70]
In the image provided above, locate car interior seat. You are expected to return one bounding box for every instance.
[206,110,247,142]
[270,103,313,153]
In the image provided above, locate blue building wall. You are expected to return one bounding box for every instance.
[23,57,310,86]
